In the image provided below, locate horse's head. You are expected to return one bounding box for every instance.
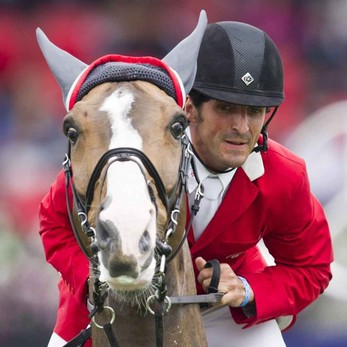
[37,11,207,299]
[64,81,187,292]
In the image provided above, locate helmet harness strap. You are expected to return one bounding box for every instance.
[253,106,279,153]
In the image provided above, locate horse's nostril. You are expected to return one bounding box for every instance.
[97,218,120,244]
[139,230,151,253]
[90,241,100,254]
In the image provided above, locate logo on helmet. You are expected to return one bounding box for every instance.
[241,72,254,86]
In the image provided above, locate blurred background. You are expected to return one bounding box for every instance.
[0,0,346,346]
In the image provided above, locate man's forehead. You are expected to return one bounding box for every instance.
[212,99,266,108]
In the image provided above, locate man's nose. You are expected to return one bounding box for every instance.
[232,112,249,133]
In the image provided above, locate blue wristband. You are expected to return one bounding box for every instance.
[238,276,251,307]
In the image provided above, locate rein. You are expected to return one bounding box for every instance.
[63,135,193,258]
[63,134,223,347]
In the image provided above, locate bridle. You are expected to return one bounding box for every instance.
[63,133,193,256]
[62,134,222,347]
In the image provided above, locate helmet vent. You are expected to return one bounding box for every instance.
[241,72,254,86]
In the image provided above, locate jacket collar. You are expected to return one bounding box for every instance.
[241,149,264,182]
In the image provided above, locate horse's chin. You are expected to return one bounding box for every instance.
[106,276,152,291]
[110,284,153,298]
[107,281,156,308]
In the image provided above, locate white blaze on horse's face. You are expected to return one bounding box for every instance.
[97,87,157,290]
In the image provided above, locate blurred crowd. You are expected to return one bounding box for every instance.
[0,0,346,346]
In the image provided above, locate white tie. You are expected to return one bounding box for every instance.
[193,175,223,240]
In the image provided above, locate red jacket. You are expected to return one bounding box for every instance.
[40,170,91,345]
[39,138,333,342]
[188,139,333,329]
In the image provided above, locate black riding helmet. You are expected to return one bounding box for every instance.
[193,21,284,107]
[192,22,284,152]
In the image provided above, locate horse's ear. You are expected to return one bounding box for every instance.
[36,28,87,106]
[162,10,208,95]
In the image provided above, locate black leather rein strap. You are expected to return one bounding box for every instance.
[63,326,92,347]
[204,259,221,294]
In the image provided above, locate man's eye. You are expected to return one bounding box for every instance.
[217,103,237,112]
[218,104,232,111]
[248,107,263,114]
[66,128,79,144]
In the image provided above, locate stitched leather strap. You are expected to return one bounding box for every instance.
[204,259,221,294]
[63,326,91,347]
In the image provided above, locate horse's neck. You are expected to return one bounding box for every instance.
[92,242,207,347]
[164,242,208,347]
[166,241,198,296]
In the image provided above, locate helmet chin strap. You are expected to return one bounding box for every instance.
[253,106,279,153]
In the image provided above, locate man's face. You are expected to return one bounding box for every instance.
[185,97,266,172]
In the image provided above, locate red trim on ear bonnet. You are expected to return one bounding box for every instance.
[67,54,185,111]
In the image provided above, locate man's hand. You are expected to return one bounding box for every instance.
[195,256,255,307]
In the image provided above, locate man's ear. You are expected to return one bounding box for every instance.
[184,95,197,123]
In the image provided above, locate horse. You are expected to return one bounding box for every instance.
[37,11,210,347]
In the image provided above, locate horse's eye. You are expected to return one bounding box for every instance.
[170,121,186,139]
[66,128,79,144]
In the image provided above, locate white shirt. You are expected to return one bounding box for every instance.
[185,127,237,240]
[187,156,236,239]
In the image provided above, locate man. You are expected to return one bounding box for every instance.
[183,21,333,346]
[39,21,333,346]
